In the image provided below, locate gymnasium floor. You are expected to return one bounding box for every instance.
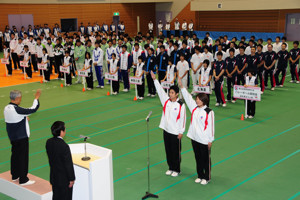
[0,46,300,200]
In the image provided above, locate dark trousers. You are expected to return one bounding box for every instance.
[214,80,225,104]
[175,30,180,37]
[191,140,211,181]
[121,70,129,90]
[66,71,72,85]
[55,55,63,78]
[146,73,156,95]
[158,71,166,83]
[10,137,29,184]
[11,53,19,69]
[86,72,93,88]
[49,57,54,74]
[163,131,181,173]
[137,79,145,97]
[25,62,32,78]
[290,63,299,81]
[95,66,104,86]
[31,54,38,71]
[275,68,286,86]
[182,30,187,37]
[112,80,120,93]
[44,64,51,81]
[52,185,73,200]
[226,76,236,100]
[246,100,256,116]
[236,73,245,85]
[166,31,170,38]
[264,69,275,88]
[6,59,12,75]
[257,70,265,92]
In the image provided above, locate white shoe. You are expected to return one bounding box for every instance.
[215,103,220,107]
[12,178,19,182]
[195,178,201,183]
[245,115,248,119]
[147,93,151,97]
[222,103,226,107]
[271,87,275,91]
[26,77,32,79]
[279,85,283,87]
[171,172,179,177]
[231,100,236,103]
[122,89,128,92]
[72,76,75,78]
[113,92,118,95]
[200,179,208,185]
[290,80,295,83]
[261,91,264,94]
[139,97,144,100]
[61,78,64,80]
[20,180,35,186]
[100,86,104,89]
[248,115,253,119]
[106,81,110,85]
[151,94,156,98]
[44,80,48,83]
[87,88,92,90]
[96,85,101,88]
[297,81,300,84]
[165,170,173,176]
[66,84,70,86]
[75,81,81,84]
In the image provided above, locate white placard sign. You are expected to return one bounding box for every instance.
[105,73,118,81]
[193,85,212,94]
[1,59,9,64]
[129,77,142,85]
[161,81,174,89]
[233,85,261,101]
[60,66,70,74]
[20,61,28,67]
[38,63,47,70]
[78,70,89,77]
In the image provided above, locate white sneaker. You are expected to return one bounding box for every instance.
[100,86,104,89]
[151,94,156,98]
[279,85,283,87]
[165,170,173,176]
[222,104,226,107]
[171,172,179,177]
[66,84,70,86]
[200,179,208,185]
[87,88,92,90]
[231,100,236,103]
[72,76,75,78]
[96,85,101,88]
[123,89,128,92]
[271,87,275,91]
[60,78,64,80]
[139,97,144,100]
[147,93,151,97]
[195,178,201,183]
[297,81,300,84]
[106,81,110,85]
[215,103,220,107]
[248,115,254,119]
[20,180,35,186]
[12,178,19,182]
[26,77,32,79]
[261,91,264,94]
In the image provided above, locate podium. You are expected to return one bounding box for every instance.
[69,143,114,200]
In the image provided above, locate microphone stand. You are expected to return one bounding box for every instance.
[81,137,91,161]
[142,114,158,200]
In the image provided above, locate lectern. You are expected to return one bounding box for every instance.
[69,143,114,200]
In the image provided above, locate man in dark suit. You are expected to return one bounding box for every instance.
[46,121,75,200]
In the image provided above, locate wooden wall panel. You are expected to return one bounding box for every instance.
[170,2,196,30]
[0,3,155,36]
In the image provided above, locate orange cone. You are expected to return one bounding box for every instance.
[82,88,85,92]
[22,77,25,80]
[40,80,43,84]
[240,114,244,121]
[60,83,63,88]
[133,96,137,101]
[107,91,110,96]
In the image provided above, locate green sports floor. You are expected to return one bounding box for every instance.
[0,51,300,200]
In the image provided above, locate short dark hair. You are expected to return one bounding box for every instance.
[203,59,210,66]
[51,121,65,137]
[217,52,223,56]
[169,85,179,94]
[196,93,209,106]
[293,41,299,45]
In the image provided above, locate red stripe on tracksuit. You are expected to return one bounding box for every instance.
[220,84,226,104]
[191,107,197,123]
[204,113,208,131]
[261,72,265,92]
[282,72,286,85]
[272,70,276,87]
[163,99,182,122]
[295,64,299,81]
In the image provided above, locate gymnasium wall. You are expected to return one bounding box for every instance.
[0,3,156,36]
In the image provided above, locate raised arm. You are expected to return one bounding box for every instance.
[151,71,168,106]
[178,78,197,112]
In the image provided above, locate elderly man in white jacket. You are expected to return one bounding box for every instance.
[178,77,215,185]
[151,71,186,177]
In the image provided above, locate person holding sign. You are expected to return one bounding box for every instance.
[244,69,258,119]
[119,45,132,92]
[3,42,12,76]
[108,53,120,95]
[199,59,213,107]
[22,45,32,79]
[162,59,177,85]
[178,77,215,185]
[63,51,73,86]
[135,56,145,99]
[83,52,93,90]
[213,52,226,107]
[93,41,104,88]
[41,48,51,82]
[151,71,186,177]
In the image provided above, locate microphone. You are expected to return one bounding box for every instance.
[80,135,90,140]
[146,111,152,121]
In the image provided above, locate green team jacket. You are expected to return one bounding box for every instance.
[74,45,86,63]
